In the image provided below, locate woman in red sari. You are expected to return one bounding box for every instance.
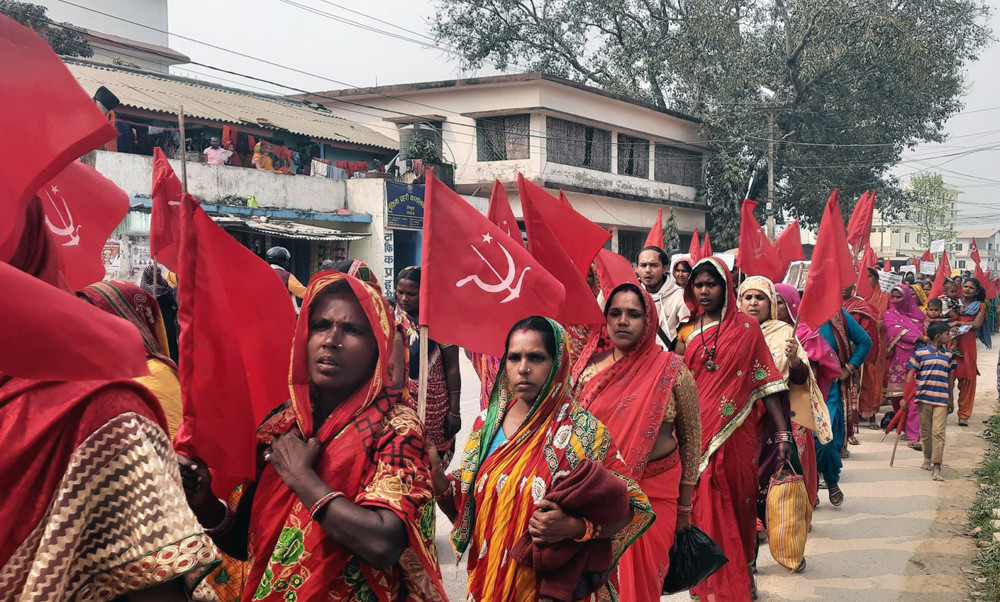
[573,283,702,601]
[675,258,790,601]
[179,271,447,601]
[956,277,987,426]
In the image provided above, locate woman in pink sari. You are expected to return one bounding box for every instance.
[884,285,924,442]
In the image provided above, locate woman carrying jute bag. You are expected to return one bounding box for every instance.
[766,462,812,572]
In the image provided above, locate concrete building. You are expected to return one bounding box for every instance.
[869,185,959,260]
[66,59,406,287]
[954,229,1000,273]
[301,73,709,265]
[34,0,188,72]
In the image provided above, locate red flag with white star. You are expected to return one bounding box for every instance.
[420,173,565,356]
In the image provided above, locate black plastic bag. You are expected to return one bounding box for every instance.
[881,410,895,430]
[661,526,728,594]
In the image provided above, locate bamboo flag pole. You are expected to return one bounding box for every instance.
[178,105,188,193]
[417,325,429,423]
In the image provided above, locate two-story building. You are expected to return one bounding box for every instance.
[301,73,708,273]
[954,229,1000,273]
[66,58,407,285]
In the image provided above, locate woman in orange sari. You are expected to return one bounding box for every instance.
[675,258,790,601]
[179,272,446,601]
[573,283,702,601]
[433,316,654,601]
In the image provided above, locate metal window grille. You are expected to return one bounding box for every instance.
[653,145,702,187]
[617,134,650,178]
[617,229,645,263]
[546,117,611,172]
[476,114,530,161]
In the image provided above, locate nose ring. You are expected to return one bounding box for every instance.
[337,343,343,349]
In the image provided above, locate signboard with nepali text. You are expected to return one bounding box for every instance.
[386,181,424,229]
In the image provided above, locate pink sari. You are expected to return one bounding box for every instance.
[884,286,924,400]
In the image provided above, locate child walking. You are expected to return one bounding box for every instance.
[906,321,957,481]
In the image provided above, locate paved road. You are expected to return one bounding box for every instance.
[433,344,996,601]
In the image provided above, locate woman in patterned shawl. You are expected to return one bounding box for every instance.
[432,316,653,601]
[179,271,447,601]
[675,259,790,601]
[0,199,219,601]
[573,283,702,602]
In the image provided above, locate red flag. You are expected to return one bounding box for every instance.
[0,200,148,381]
[643,207,664,249]
[738,200,784,281]
[920,250,933,263]
[846,189,875,253]
[173,193,297,493]
[520,176,606,325]
[419,172,565,356]
[37,162,129,290]
[486,179,524,246]
[689,228,702,262]
[593,248,640,301]
[856,243,878,298]
[542,188,612,276]
[0,15,116,250]
[774,220,805,276]
[798,190,857,330]
[928,250,951,299]
[701,230,713,258]
[884,257,892,272]
[150,147,184,271]
[971,238,982,268]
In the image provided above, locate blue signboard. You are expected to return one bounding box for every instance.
[386,182,424,229]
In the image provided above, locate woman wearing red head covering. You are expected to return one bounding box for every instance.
[675,258,790,600]
[573,282,701,601]
[178,271,447,601]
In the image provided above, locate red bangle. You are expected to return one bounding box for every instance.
[309,490,344,519]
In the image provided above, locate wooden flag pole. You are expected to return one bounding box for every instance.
[417,325,429,423]
[178,106,188,194]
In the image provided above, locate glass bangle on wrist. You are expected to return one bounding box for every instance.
[309,490,344,519]
[774,430,793,443]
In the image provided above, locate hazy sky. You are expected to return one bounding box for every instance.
[166,0,1000,229]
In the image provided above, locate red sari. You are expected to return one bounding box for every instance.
[844,295,885,420]
[245,272,446,601]
[681,258,787,601]
[574,284,700,602]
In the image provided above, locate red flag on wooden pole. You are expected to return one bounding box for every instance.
[486,179,524,246]
[172,193,297,494]
[738,199,784,281]
[971,238,982,268]
[150,147,184,271]
[774,220,805,277]
[798,190,857,330]
[419,172,565,356]
[928,250,951,299]
[520,176,605,325]
[689,228,702,262]
[644,207,664,249]
[846,189,875,254]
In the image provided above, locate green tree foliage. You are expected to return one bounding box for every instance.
[1,1,93,57]
[664,209,681,253]
[433,0,990,247]
[907,173,956,248]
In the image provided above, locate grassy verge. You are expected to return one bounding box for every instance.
[969,414,1000,600]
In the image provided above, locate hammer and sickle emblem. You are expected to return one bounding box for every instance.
[456,233,530,303]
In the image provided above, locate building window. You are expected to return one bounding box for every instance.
[617,229,645,263]
[546,117,611,172]
[956,243,963,251]
[653,144,702,187]
[958,260,966,269]
[617,134,649,178]
[891,227,900,234]
[904,232,910,243]
[476,114,530,161]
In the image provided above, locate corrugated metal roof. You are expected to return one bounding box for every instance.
[212,215,369,241]
[65,60,398,151]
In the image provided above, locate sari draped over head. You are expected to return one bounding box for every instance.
[911,283,928,310]
[0,199,218,599]
[248,272,446,601]
[78,281,175,368]
[252,142,274,171]
[394,305,454,457]
[884,285,924,398]
[842,293,886,419]
[575,284,701,602]
[450,318,653,602]
[775,283,841,399]
[739,277,832,444]
[681,258,787,601]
